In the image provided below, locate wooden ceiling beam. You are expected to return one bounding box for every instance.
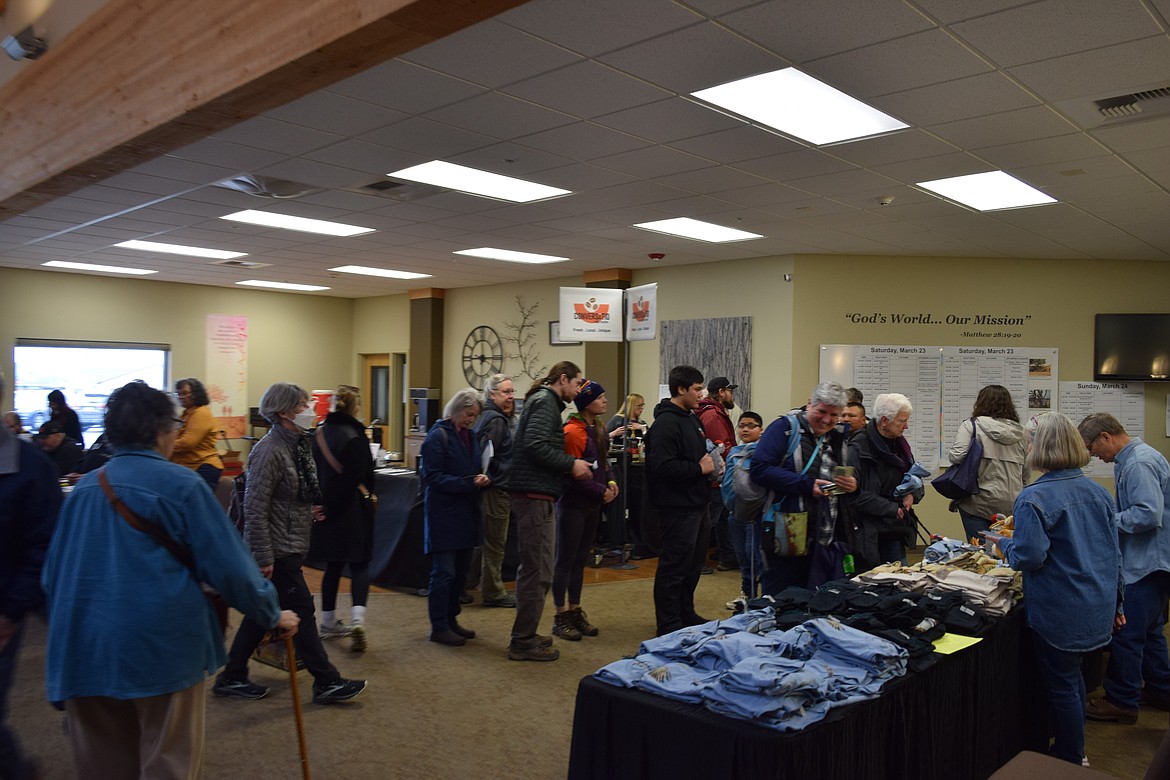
[0,0,528,218]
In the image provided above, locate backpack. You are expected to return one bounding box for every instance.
[721,413,802,512]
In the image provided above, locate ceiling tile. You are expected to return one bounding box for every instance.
[327,60,486,114]
[1009,36,1170,103]
[720,0,934,62]
[598,23,787,93]
[424,92,577,139]
[975,132,1112,170]
[732,149,857,181]
[869,71,1041,126]
[1091,115,1170,153]
[502,61,672,119]
[950,0,1163,68]
[593,97,744,143]
[909,0,1039,24]
[167,138,289,171]
[360,117,499,158]
[517,122,653,161]
[827,129,959,167]
[399,19,583,88]
[498,0,701,57]
[668,124,804,164]
[268,90,408,137]
[806,29,993,98]
[592,145,716,179]
[928,106,1079,149]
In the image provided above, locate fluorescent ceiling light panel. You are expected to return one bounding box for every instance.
[115,239,247,259]
[220,209,374,236]
[691,68,909,145]
[329,265,432,280]
[453,247,569,264]
[42,260,157,275]
[388,161,571,203]
[633,218,762,243]
[236,280,330,292]
[916,171,1056,211]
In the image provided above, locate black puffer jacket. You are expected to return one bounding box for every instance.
[508,385,573,498]
[846,420,921,569]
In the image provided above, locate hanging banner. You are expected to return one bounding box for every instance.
[559,287,623,342]
[205,314,248,438]
[625,282,658,341]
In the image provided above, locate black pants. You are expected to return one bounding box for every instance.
[223,554,339,685]
[653,506,710,635]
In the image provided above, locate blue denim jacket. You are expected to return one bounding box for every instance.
[1000,468,1121,652]
[1113,437,1170,585]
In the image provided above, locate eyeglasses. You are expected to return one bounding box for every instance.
[1085,433,1101,452]
[737,422,760,429]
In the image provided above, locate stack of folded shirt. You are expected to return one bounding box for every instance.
[926,567,1017,617]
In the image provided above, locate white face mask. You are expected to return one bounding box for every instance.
[292,408,317,430]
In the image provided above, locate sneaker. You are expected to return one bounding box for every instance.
[482,595,517,608]
[552,612,582,641]
[319,620,353,639]
[570,607,599,637]
[1085,696,1138,724]
[459,593,474,605]
[716,560,738,571]
[725,592,748,611]
[700,566,714,575]
[213,677,269,700]
[450,621,476,639]
[429,629,466,646]
[350,624,367,653]
[312,678,367,704]
[508,637,560,662]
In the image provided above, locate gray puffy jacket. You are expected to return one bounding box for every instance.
[244,424,313,566]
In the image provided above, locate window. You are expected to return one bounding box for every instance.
[13,339,170,443]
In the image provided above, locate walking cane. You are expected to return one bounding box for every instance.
[284,636,312,780]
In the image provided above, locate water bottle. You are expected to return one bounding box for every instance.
[843,554,855,576]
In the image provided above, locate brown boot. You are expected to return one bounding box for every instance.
[552,611,582,641]
[570,607,599,637]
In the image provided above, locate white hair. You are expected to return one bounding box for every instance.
[873,392,912,421]
[443,388,482,419]
[809,381,846,409]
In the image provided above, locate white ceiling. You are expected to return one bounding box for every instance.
[2,0,1169,297]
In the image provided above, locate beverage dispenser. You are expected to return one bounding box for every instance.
[409,387,440,432]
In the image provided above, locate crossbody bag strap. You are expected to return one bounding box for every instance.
[315,424,372,499]
[97,468,195,571]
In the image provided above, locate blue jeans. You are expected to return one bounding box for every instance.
[1031,632,1088,764]
[0,620,34,780]
[728,512,763,598]
[760,550,812,597]
[878,537,907,566]
[958,507,991,543]
[1104,571,1170,709]
[195,463,222,490]
[428,548,472,633]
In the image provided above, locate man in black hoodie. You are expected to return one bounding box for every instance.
[646,365,715,635]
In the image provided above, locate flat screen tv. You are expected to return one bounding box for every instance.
[1094,314,1170,381]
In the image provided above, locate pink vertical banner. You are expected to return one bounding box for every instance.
[206,314,248,438]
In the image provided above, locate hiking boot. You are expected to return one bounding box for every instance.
[459,593,473,605]
[312,678,367,704]
[716,560,738,571]
[319,620,353,639]
[213,677,269,700]
[430,629,466,646]
[350,624,367,653]
[450,620,476,639]
[725,591,748,611]
[552,612,582,641]
[570,607,599,637]
[508,636,560,662]
[1085,697,1138,724]
[482,595,517,608]
[533,633,554,648]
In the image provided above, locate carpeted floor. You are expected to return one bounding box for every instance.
[8,565,1168,778]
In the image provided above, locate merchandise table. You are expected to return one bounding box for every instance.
[368,469,426,588]
[568,606,1047,780]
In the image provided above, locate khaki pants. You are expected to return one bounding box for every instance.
[66,681,205,780]
[479,487,512,602]
[510,494,556,640]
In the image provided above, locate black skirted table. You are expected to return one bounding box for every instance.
[568,607,1047,780]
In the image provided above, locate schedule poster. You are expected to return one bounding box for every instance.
[206,314,248,438]
[940,347,1058,456]
[1059,381,1144,478]
[829,345,942,471]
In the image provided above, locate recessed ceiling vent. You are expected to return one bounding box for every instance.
[1061,84,1170,129]
[210,258,271,269]
[345,178,448,202]
[1095,86,1170,119]
[215,175,323,199]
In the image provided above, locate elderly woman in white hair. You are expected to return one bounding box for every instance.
[420,388,491,647]
[846,392,922,571]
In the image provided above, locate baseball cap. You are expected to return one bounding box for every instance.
[707,377,738,393]
[36,420,65,437]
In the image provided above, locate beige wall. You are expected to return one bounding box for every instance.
[352,292,410,358]
[0,267,356,412]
